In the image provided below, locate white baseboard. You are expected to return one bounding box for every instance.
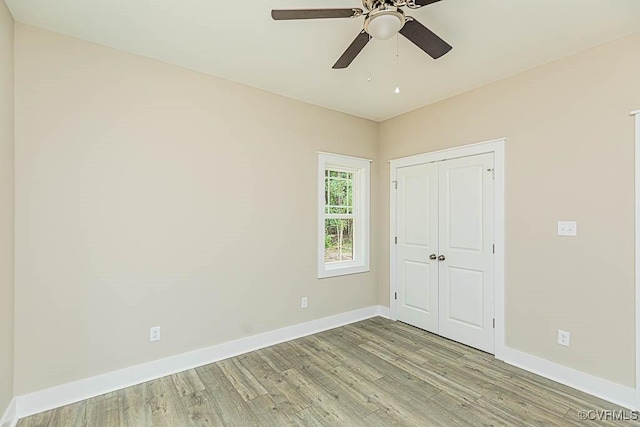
[0,398,17,427]
[500,346,636,410]
[376,305,390,318]
[15,305,388,420]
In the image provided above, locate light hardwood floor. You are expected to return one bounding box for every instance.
[17,317,639,426]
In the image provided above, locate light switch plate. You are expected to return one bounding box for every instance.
[150,326,161,342]
[557,221,577,236]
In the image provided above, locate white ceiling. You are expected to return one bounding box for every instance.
[6,0,640,121]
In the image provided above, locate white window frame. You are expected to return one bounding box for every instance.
[318,152,371,279]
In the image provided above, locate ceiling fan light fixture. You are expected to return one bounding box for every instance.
[365,9,405,40]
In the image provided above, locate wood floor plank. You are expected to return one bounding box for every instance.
[356,341,398,362]
[246,394,296,426]
[359,339,432,365]
[16,411,52,427]
[291,406,336,427]
[218,357,268,401]
[386,357,481,403]
[432,391,536,427]
[171,369,206,397]
[299,364,343,392]
[362,408,416,427]
[347,322,435,356]
[236,351,313,416]
[147,375,194,427]
[329,324,377,347]
[376,373,443,408]
[47,401,87,427]
[329,336,452,391]
[328,364,440,422]
[234,352,269,377]
[415,340,470,362]
[269,341,331,373]
[327,365,388,406]
[389,322,472,359]
[277,340,342,391]
[119,383,152,427]
[300,335,348,365]
[362,379,463,427]
[281,368,374,423]
[360,317,389,327]
[85,395,119,427]
[292,337,344,370]
[180,390,225,426]
[268,341,304,365]
[196,365,262,426]
[353,322,425,353]
[255,346,292,373]
[312,335,386,382]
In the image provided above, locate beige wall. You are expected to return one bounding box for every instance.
[13,24,379,394]
[0,0,14,415]
[379,32,640,387]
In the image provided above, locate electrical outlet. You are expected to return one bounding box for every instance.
[557,221,577,236]
[301,297,308,309]
[150,326,161,342]
[558,329,570,347]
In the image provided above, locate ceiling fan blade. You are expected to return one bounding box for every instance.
[332,30,370,69]
[271,8,363,20]
[399,17,452,59]
[411,0,442,6]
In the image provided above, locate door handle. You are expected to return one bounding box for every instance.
[438,255,446,261]
[429,254,437,260]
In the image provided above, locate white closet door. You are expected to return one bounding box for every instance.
[396,163,439,333]
[437,153,495,353]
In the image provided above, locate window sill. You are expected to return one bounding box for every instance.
[318,264,370,279]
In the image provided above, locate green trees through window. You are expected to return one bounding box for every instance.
[324,170,354,262]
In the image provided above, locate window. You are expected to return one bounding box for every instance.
[318,153,371,278]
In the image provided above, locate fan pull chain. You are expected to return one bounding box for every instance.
[394,34,400,94]
[367,33,372,82]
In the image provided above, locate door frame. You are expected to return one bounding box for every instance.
[389,138,506,359]
[632,109,640,409]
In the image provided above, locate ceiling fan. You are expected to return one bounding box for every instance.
[271,0,452,69]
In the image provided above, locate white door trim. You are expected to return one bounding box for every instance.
[633,109,640,410]
[389,138,506,359]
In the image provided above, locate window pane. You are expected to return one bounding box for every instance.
[328,178,342,206]
[325,170,354,215]
[325,218,354,263]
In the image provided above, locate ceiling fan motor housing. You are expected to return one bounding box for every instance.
[362,0,408,10]
[364,7,406,40]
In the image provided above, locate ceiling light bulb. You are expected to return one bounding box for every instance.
[365,12,404,40]
[394,86,400,94]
